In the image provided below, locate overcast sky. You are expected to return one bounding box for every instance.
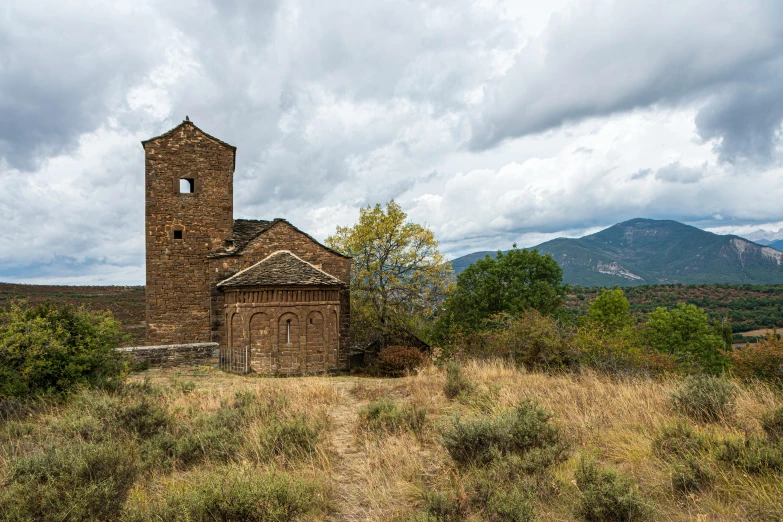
[2,0,783,284]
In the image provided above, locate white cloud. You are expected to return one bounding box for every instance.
[1,0,783,283]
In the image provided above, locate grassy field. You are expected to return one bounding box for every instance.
[2,363,781,521]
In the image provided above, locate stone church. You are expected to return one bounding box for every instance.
[142,117,350,375]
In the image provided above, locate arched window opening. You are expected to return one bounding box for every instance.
[286,319,291,344]
[179,178,195,193]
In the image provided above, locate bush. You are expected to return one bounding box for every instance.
[716,437,783,474]
[575,456,650,521]
[259,415,322,459]
[0,301,126,398]
[377,345,426,377]
[761,407,783,443]
[357,398,426,437]
[652,422,710,460]
[442,400,568,468]
[122,467,326,521]
[671,458,715,494]
[574,326,676,377]
[0,440,137,521]
[729,331,783,383]
[454,311,575,369]
[443,361,473,399]
[670,375,736,423]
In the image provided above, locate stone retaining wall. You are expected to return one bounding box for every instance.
[117,342,218,368]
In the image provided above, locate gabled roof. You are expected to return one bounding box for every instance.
[141,117,237,151]
[210,218,350,259]
[217,250,346,288]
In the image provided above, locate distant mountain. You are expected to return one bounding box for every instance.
[765,239,783,251]
[449,218,783,286]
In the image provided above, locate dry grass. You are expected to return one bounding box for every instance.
[2,362,782,521]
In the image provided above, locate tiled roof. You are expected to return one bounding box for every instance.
[217,251,346,288]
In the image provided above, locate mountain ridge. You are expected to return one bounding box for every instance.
[450,218,783,286]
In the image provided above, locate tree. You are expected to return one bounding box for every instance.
[437,247,564,336]
[588,288,634,332]
[326,200,452,343]
[643,303,728,374]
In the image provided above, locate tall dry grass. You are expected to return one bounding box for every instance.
[1,362,781,521]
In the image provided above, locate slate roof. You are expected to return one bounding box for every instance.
[141,117,236,150]
[217,251,346,288]
[210,218,350,259]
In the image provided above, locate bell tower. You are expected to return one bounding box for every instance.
[142,117,236,344]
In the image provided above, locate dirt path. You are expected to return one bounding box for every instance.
[326,381,370,522]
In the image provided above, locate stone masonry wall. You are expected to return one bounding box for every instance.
[144,121,235,345]
[210,221,351,370]
[117,343,218,368]
[223,287,341,375]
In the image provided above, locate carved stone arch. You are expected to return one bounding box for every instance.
[249,312,273,374]
[277,312,300,375]
[306,310,325,374]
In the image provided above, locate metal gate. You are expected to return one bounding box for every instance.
[223,312,249,374]
[223,343,248,374]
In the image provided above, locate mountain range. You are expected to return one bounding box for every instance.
[450,218,783,287]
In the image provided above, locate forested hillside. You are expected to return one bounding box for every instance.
[565,283,783,333]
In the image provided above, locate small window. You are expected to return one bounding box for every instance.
[173,230,183,240]
[286,319,291,344]
[179,178,195,193]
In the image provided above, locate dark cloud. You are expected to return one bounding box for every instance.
[695,60,783,163]
[470,0,783,163]
[654,162,705,184]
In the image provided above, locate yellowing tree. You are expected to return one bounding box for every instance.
[326,201,452,343]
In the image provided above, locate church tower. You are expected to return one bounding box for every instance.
[142,118,236,344]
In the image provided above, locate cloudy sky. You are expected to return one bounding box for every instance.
[2,0,783,284]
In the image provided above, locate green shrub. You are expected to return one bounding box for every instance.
[574,325,677,377]
[114,399,170,439]
[358,398,426,437]
[716,437,783,474]
[122,467,326,521]
[484,486,536,522]
[670,375,736,422]
[761,407,783,443]
[575,456,650,521]
[0,301,126,398]
[377,345,426,377]
[419,490,468,522]
[139,432,178,474]
[176,425,239,465]
[652,422,710,460]
[443,362,473,399]
[671,458,715,494]
[442,400,568,468]
[455,311,575,369]
[729,331,783,383]
[260,414,322,459]
[0,440,137,521]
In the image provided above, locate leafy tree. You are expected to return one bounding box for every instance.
[437,246,564,336]
[643,303,728,374]
[326,200,452,343]
[588,288,634,332]
[0,301,126,398]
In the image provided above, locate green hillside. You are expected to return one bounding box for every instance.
[450,218,783,287]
